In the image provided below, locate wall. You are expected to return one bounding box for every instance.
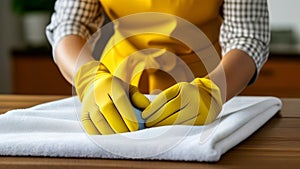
[269,0,300,42]
[0,0,23,93]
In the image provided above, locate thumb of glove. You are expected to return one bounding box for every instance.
[129,86,151,109]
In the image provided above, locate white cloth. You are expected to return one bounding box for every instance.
[0,96,281,162]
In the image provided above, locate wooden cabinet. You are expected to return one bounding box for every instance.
[11,49,72,95]
[11,49,300,97]
[241,54,300,98]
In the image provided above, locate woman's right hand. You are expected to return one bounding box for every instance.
[75,61,150,135]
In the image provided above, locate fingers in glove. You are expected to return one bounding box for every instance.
[89,107,115,135]
[129,86,150,109]
[81,109,101,135]
[100,101,130,133]
[142,84,181,120]
[81,96,103,135]
[109,79,140,131]
[146,100,199,127]
[111,94,139,131]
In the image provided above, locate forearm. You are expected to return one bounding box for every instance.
[54,35,94,85]
[45,0,104,85]
[207,49,256,102]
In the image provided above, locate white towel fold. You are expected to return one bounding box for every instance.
[0,96,281,162]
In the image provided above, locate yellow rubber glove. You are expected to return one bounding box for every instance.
[142,78,223,127]
[75,61,150,135]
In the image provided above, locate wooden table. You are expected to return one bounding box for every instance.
[0,95,299,169]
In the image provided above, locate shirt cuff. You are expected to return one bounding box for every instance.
[50,22,92,61]
[222,38,269,84]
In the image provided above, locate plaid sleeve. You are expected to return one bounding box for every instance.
[46,0,104,51]
[220,0,270,75]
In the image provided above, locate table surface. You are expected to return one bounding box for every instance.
[0,95,299,169]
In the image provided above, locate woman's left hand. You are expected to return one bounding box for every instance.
[142,78,223,127]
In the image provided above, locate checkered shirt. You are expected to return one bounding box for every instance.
[46,0,270,73]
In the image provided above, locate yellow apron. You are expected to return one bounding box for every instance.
[99,0,223,94]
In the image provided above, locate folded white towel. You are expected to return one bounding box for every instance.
[0,96,281,162]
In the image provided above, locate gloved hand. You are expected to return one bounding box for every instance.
[75,61,150,135]
[142,78,223,127]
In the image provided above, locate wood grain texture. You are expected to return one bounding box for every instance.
[0,95,68,114]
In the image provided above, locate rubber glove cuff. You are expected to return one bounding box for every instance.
[74,61,107,101]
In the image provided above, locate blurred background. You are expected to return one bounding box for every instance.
[0,0,299,97]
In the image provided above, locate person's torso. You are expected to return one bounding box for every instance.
[99,0,223,94]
